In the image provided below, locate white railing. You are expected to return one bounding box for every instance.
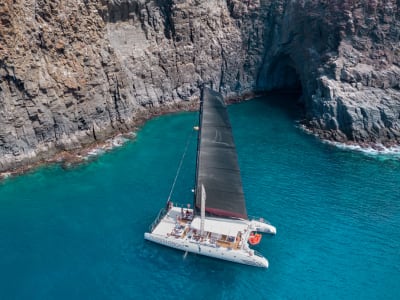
[149,208,167,232]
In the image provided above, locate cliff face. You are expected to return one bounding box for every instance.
[1,0,400,172]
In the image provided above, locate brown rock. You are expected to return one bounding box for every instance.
[1,0,400,173]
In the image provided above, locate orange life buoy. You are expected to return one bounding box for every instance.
[248,233,262,245]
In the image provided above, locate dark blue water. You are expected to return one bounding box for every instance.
[0,95,399,299]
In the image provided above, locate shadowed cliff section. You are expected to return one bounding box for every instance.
[263,54,302,92]
[1,0,400,173]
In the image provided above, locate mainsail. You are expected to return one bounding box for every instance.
[195,88,248,219]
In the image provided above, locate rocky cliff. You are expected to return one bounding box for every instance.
[1,0,400,173]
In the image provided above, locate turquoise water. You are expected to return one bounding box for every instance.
[0,95,399,299]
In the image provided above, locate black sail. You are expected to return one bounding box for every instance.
[195,87,248,219]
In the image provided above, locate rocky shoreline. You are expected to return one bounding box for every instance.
[1,1,400,175]
[0,100,199,179]
[299,123,400,152]
[0,91,262,179]
[3,90,399,181]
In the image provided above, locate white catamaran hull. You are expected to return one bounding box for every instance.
[144,206,274,268]
[250,220,277,235]
[144,232,269,268]
[144,88,277,268]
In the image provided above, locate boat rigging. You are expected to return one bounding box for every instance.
[144,87,276,268]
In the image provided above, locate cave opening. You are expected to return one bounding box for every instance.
[265,54,302,95]
[259,54,305,119]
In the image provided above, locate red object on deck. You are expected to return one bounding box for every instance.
[248,233,262,245]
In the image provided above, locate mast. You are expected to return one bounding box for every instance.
[200,184,206,236]
[193,87,204,214]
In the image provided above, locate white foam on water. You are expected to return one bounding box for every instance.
[0,172,11,179]
[87,148,106,157]
[86,133,133,158]
[324,140,400,160]
[297,123,400,160]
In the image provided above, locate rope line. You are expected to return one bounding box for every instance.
[166,115,198,203]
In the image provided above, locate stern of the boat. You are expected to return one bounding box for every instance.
[250,219,276,235]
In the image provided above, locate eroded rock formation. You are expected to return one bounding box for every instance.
[0,0,399,172]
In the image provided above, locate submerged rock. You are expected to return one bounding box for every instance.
[0,0,400,172]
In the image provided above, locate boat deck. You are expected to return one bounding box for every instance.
[151,207,192,237]
[146,205,272,268]
[151,206,252,250]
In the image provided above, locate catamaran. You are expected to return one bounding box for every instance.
[144,87,276,268]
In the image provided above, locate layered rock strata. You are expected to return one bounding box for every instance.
[0,0,399,173]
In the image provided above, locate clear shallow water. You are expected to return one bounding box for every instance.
[0,95,399,299]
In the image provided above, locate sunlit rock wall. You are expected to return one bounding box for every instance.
[1,0,399,171]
